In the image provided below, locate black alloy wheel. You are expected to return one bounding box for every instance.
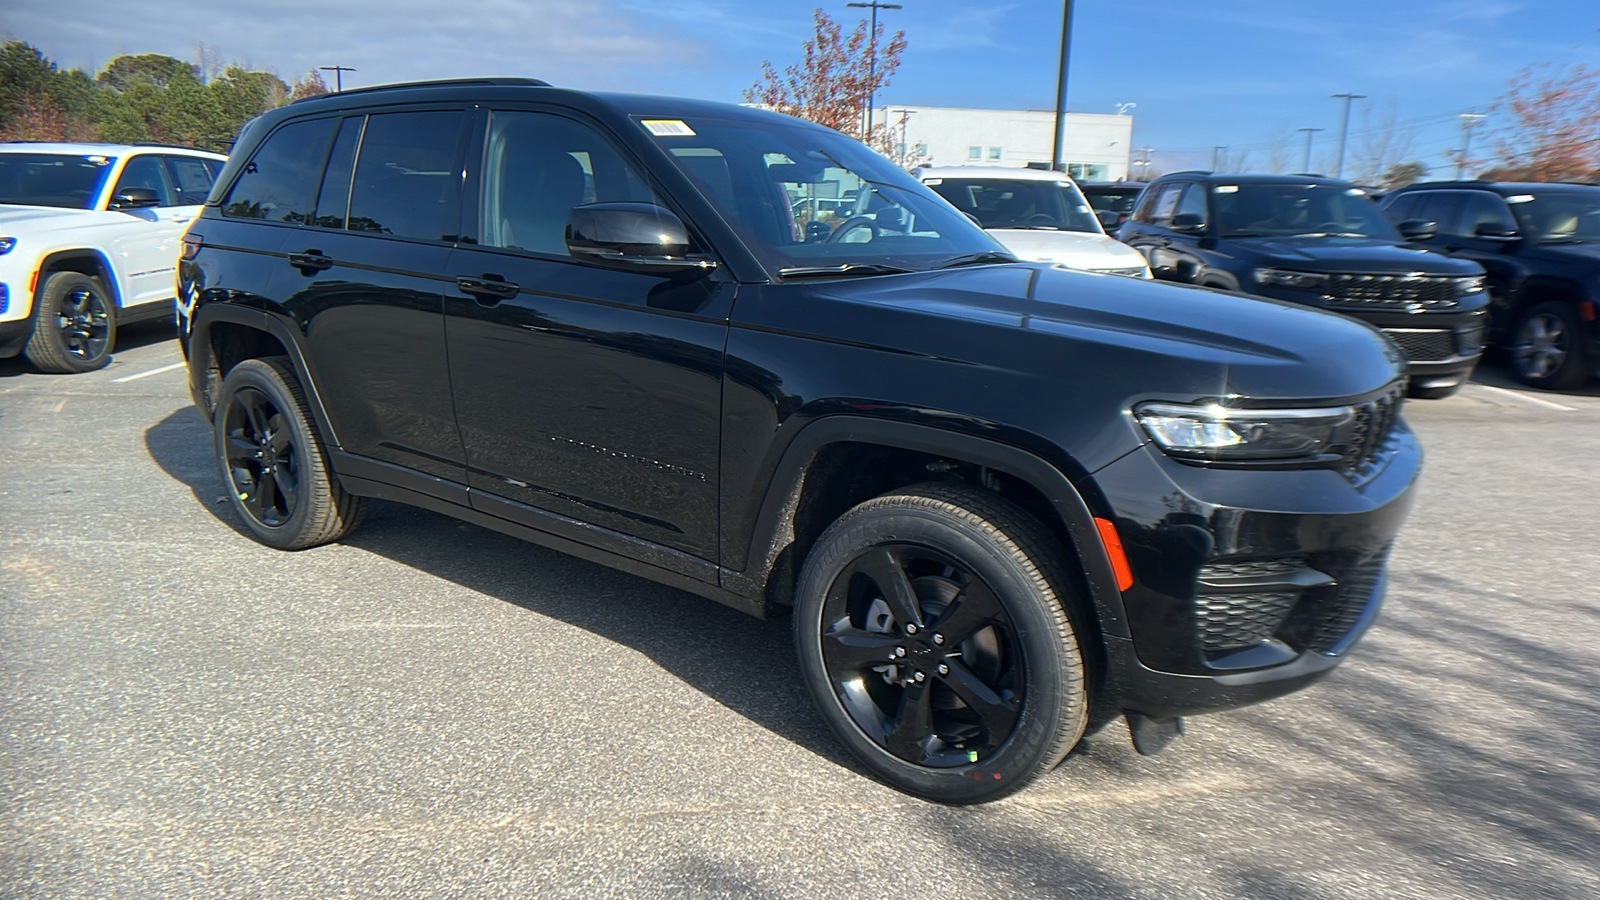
[212,357,367,550]
[222,385,299,528]
[795,482,1089,804]
[1512,301,1591,391]
[24,271,116,374]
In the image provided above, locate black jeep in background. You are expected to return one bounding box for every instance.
[179,80,1420,803]
[1380,182,1600,390]
[1118,172,1490,398]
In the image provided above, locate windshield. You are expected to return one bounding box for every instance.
[651,116,1006,274]
[0,153,115,209]
[1082,186,1143,215]
[1506,189,1600,243]
[1213,183,1397,239]
[924,177,1102,233]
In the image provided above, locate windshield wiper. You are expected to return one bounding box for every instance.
[935,251,1019,269]
[776,263,912,279]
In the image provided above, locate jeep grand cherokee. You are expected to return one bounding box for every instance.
[180,79,1419,803]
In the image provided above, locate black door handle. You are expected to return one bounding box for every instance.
[287,250,333,273]
[455,275,520,301]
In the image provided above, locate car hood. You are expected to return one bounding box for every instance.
[836,263,1405,404]
[987,229,1148,271]
[0,203,146,233]
[1229,235,1482,275]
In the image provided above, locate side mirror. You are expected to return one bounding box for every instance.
[1396,218,1436,241]
[1472,222,1520,241]
[566,202,716,274]
[1170,212,1207,233]
[110,187,162,210]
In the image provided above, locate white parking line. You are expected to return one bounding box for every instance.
[110,362,186,384]
[1475,384,1577,412]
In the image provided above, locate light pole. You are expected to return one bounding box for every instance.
[1331,92,1367,179]
[846,1,902,141]
[1050,0,1075,173]
[895,108,915,166]
[1212,146,1226,171]
[1133,146,1153,181]
[319,65,356,92]
[1456,113,1486,178]
[1295,127,1324,173]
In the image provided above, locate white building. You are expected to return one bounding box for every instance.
[872,106,1133,181]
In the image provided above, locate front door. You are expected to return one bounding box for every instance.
[443,109,731,566]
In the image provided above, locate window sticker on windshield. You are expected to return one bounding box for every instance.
[923,178,942,185]
[642,120,696,137]
[1215,185,1239,193]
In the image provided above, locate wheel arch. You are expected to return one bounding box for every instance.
[33,250,122,309]
[728,416,1131,644]
[186,304,342,448]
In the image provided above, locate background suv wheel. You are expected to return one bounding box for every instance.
[1512,301,1590,391]
[24,271,115,374]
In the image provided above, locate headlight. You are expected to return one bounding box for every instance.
[0,237,15,256]
[1253,267,1327,289]
[1456,275,1485,295]
[1135,402,1355,461]
[1088,265,1150,278]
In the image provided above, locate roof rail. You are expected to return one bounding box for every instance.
[293,77,551,103]
[133,141,215,152]
[1165,170,1213,176]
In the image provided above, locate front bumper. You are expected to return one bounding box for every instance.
[1084,414,1421,719]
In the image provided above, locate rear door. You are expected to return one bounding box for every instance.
[267,108,472,489]
[442,107,732,570]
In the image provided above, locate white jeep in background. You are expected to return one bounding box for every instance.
[0,143,227,373]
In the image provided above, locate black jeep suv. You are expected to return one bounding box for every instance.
[1380,181,1600,390]
[1118,172,1490,398]
[180,79,1419,803]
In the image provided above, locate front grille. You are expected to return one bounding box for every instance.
[1341,385,1402,478]
[1324,274,1460,310]
[1383,328,1458,362]
[1193,544,1392,665]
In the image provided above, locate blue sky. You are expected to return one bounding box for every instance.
[11,0,1599,179]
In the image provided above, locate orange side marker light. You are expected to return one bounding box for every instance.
[1094,517,1134,591]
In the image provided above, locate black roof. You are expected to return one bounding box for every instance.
[1390,180,1600,194]
[1153,171,1357,186]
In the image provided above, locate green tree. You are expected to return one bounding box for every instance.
[1379,161,1428,190]
[0,41,97,139]
[96,53,199,91]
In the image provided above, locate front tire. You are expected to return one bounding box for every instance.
[23,271,116,374]
[1512,301,1591,391]
[213,357,366,550]
[794,482,1089,804]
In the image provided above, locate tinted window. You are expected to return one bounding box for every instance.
[1506,189,1600,242]
[1148,184,1183,223]
[224,117,339,223]
[1382,193,1422,222]
[481,111,659,256]
[1211,183,1396,238]
[0,153,114,209]
[1174,184,1207,221]
[1412,193,1463,235]
[347,110,464,241]
[311,116,364,230]
[163,155,219,206]
[1084,187,1142,215]
[926,178,1101,233]
[1453,192,1517,237]
[114,156,174,207]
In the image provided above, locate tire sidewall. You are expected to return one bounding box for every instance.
[795,503,1078,804]
[212,361,319,549]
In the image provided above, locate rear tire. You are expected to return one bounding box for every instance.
[213,357,366,550]
[23,271,116,374]
[794,482,1089,804]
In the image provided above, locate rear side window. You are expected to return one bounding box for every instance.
[347,110,465,242]
[163,156,219,206]
[223,117,339,223]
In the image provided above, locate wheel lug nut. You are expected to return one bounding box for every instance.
[933,633,944,645]
[895,647,906,658]
[905,624,918,635]
[913,671,925,682]
[937,663,949,675]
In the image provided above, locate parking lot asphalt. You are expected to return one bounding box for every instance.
[3,326,1598,899]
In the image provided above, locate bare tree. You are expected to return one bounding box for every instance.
[1351,102,1416,186]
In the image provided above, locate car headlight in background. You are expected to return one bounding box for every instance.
[1455,275,1485,296]
[1135,402,1356,461]
[1253,267,1327,289]
[0,237,16,256]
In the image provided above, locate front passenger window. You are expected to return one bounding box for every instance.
[480,111,661,257]
[113,156,174,207]
[1454,193,1517,237]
